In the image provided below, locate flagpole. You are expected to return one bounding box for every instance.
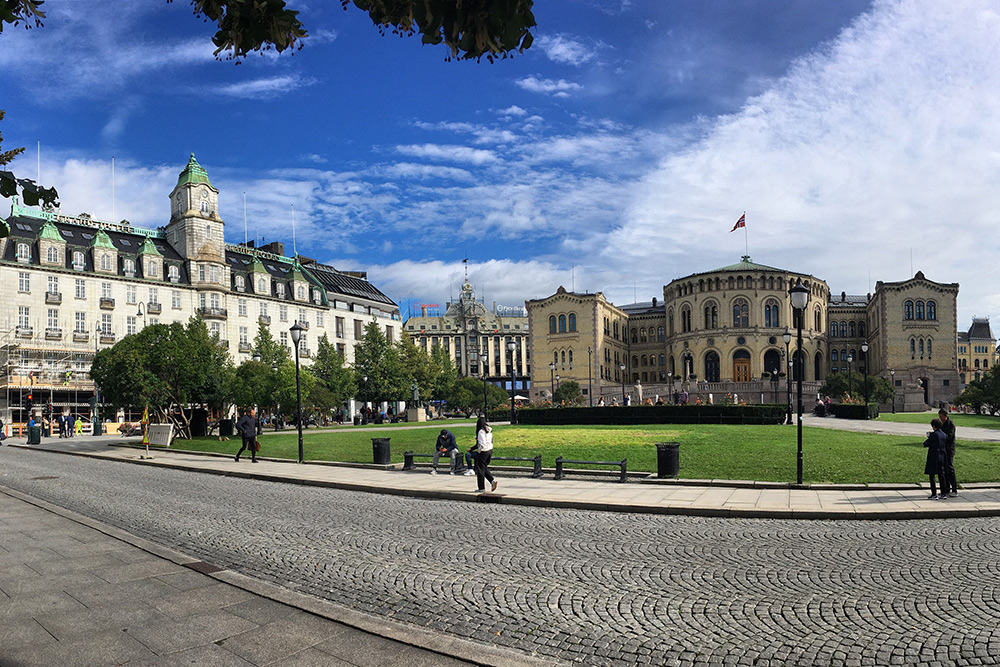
[743,211,748,256]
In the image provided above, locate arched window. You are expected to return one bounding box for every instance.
[235,275,245,291]
[814,307,821,331]
[297,285,305,299]
[631,327,637,343]
[123,259,135,276]
[832,349,839,362]
[568,350,573,367]
[549,315,557,334]
[764,300,779,328]
[659,354,666,367]
[927,301,936,320]
[657,326,664,341]
[668,309,674,336]
[910,338,916,357]
[904,300,914,320]
[732,299,749,328]
[632,355,639,368]
[46,246,58,263]
[704,303,718,329]
[728,276,735,289]
[147,261,158,277]
[169,265,180,282]
[840,321,847,337]
[859,322,866,337]
[916,301,925,320]
[849,321,856,337]
[276,283,285,298]
[201,200,209,214]
[568,313,576,331]
[641,355,647,367]
[927,338,933,358]
[737,276,744,289]
[613,321,619,338]
[100,253,111,271]
[558,314,566,333]
[639,328,647,343]
[830,322,838,337]
[681,306,691,333]
[768,277,775,290]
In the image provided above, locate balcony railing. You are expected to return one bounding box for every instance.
[45,327,62,339]
[238,342,252,352]
[197,306,228,319]
[99,297,115,309]
[294,320,310,330]
[16,326,33,338]
[73,331,90,342]
[100,333,117,344]
[259,315,271,325]
[299,348,311,358]
[45,291,62,304]
[147,302,162,314]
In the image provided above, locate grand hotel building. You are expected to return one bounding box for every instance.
[0,154,399,423]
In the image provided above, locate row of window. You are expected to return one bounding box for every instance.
[674,274,797,296]
[232,273,322,303]
[669,302,822,333]
[829,321,867,338]
[17,242,179,281]
[548,313,577,333]
[958,358,991,370]
[903,300,937,321]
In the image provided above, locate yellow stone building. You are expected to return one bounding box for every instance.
[956,317,995,386]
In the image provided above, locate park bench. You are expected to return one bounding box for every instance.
[490,455,544,478]
[554,456,628,483]
[403,451,544,477]
[402,450,466,472]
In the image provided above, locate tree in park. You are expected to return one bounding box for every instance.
[553,379,583,406]
[955,367,1000,415]
[91,318,232,439]
[819,372,895,406]
[395,330,436,403]
[428,343,457,402]
[311,334,357,409]
[352,319,407,407]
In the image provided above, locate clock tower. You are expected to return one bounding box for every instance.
[164,153,229,290]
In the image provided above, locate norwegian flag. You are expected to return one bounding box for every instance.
[730,213,746,232]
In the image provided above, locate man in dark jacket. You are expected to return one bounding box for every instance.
[938,408,957,496]
[235,409,257,463]
[924,418,948,500]
[431,428,459,474]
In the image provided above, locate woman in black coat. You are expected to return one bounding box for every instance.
[923,418,947,500]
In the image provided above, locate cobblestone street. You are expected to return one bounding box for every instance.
[3,447,999,666]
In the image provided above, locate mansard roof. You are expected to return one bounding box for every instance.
[306,261,396,307]
[176,153,213,188]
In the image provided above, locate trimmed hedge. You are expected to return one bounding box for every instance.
[510,404,787,426]
[829,403,880,420]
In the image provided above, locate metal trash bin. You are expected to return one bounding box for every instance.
[93,420,103,436]
[27,425,41,445]
[655,442,679,478]
[372,437,391,464]
[353,415,361,426]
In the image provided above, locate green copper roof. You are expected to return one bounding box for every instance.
[90,229,116,250]
[0,217,8,239]
[713,255,785,272]
[138,237,162,256]
[38,220,62,242]
[290,259,306,281]
[249,255,267,273]
[176,153,213,187]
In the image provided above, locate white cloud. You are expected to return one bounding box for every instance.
[497,105,528,117]
[535,35,596,66]
[395,144,498,165]
[216,75,312,98]
[515,76,583,97]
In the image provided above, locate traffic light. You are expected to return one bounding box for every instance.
[25,393,33,412]
[46,402,53,416]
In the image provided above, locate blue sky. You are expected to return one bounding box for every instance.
[2,0,999,329]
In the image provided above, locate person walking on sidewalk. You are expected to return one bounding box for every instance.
[474,416,497,493]
[431,428,459,474]
[234,408,258,463]
[939,408,958,497]
[923,418,948,500]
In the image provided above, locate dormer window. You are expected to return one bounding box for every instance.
[46,247,59,263]
[72,250,85,270]
[297,285,305,300]
[148,260,158,278]
[235,275,245,291]
[168,265,180,283]
[257,278,266,293]
[123,259,135,277]
[16,243,30,263]
[276,283,285,298]
[100,253,112,271]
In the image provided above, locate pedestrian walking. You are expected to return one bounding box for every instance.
[234,408,258,463]
[923,418,948,500]
[74,415,83,435]
[938,408,958,497]
[473,416,497,493]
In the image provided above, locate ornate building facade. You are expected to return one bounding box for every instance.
[527,257,961,408]
[1,154,399,424]
[956,317,996,385]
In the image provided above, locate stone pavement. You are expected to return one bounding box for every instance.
[6,414,1000,520]
[0,484,552,666]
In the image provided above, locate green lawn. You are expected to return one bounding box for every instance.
[154,422,1000,485]
[878,412,1000,430]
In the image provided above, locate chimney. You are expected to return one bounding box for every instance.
[841,291,846,302]
[421,306,427,317]
[493,301,497,314]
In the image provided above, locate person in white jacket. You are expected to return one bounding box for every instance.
[474,416,497,493]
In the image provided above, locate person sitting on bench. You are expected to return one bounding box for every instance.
[431,429,459,474]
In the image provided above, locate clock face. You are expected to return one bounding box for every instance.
[201,190,208,198]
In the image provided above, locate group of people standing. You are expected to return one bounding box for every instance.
[430,417,497,493]
[923,409,958,499]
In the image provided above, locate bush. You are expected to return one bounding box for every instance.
[829,403,879,420]
[514,404,786,426]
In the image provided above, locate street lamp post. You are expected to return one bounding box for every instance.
[507,341,517,424]
[890,368,896,413]
[847,352,854,398]
[587,347,593,407]
[789,279,810,485]
[783,328,792,425]
[619,362,626,403]
[136,302,147,328]
[548,362,555,400]
[667,372,673,402]
[861,341,870,419]
[480,351,489,416]
[770,367,780,404]
[93,320,103,436]
[289,322,304,464]
[555,374,560,396]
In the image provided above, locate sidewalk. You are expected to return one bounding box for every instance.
[7,417,1000,519]
[0,485,553,667]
